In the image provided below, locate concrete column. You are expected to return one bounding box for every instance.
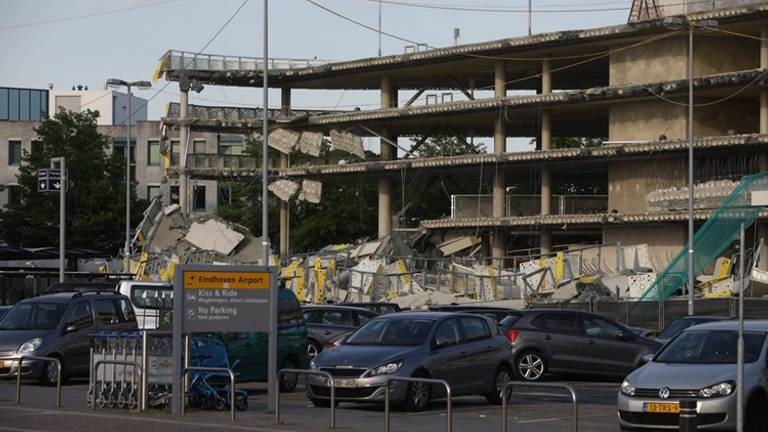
[492,62,507,260]
[378,75,397,238]
[179,84,190,217]
[540,58,553,254]
[279,87,291,258]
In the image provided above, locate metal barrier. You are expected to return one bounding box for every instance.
[275,369,336,428]
[0,355,62,407]
[385,377,452,432]
[501,382,578,432]
[181,366,236,422]
[92,360,143,413]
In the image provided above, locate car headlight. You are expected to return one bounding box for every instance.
[366,361,402,377]
[310,359,317,370]
[621,379,636,397]
[18,337,42,355]
[699,381,735,398]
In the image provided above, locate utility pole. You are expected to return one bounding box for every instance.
[51,157,65,282]
[687,22,695,316]
[528,0,532,35]
[378,0,383,56]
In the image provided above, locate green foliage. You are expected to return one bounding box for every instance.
[0,109,147,252]
[413,134,486,158]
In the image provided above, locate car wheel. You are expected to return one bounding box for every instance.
[515,350,546,381]
[485,365,512,405]
[38,358,62,386]
[279,357,299,392]
[307,340,322,360]
[746,393,768,432]
[403,371,431,412]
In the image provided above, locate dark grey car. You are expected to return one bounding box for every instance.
[503,310,661,381]
[655,315,729,345]
[307,312,514,410]
[0,292,137,385]
[303,305,379,358]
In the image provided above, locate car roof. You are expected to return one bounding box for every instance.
[303,304,377,314]
[376,311,492,320]
[429,305,517,312]
[686,320,768,332]
[19,292,126,305]
[673,315,729,321]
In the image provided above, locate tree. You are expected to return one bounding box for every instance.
[0,109,147,253]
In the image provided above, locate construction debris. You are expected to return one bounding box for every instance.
[297,131,323,157]
[330,129,366,159]
[297,179,322,204]
[268,179,300,202]
[268,128,301,154]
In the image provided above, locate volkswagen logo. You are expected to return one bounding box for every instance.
[659,387,671,400]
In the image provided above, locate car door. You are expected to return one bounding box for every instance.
[427,318,469,393]
[530,312,590,373]
[457,316,498,393]
[580,314,642,375]
[59,301,94,376]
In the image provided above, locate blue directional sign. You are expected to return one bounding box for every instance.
[37,169,67,192]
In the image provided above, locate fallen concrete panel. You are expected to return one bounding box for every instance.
[268,179,300,202]
[297,131,323,157]
[330,129,365,159]
[298,179,322,204]
[269,128,300,154]
[437,235,481,256]
[183,219,245,256]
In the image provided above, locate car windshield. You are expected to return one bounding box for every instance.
[0,303,67,330]
[345,318,434,346]
[655,330,765,364]
[659,318,716,339]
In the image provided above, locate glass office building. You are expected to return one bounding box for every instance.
[0,87,49,121]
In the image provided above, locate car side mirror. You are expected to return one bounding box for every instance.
[433,337,449,350]
[616,331,632,342]
[64,324,78,333]
[641,353,655,364]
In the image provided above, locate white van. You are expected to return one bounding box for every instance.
[116,280,173,330]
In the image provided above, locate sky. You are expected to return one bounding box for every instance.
[0,0,632,150]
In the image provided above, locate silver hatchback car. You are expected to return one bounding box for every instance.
[617,320,768,431]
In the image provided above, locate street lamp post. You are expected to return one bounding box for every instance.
[105,79,152,272]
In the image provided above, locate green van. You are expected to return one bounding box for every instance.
[121,281,308,391]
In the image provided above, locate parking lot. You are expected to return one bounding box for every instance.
[0,379,621,431]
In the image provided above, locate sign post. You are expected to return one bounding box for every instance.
[172,265,276,416]
[40,160,67,282]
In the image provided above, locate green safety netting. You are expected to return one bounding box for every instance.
[640,172,768,301]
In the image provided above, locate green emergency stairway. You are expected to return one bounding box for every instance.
[640,172,768,301]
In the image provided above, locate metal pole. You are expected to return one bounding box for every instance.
[687,24,695,316]
[737,222,745,432]
[141,331,148,411]
[125,85,132,271]
[528,0,532,35]
[378,0,382,56]
[59,158,65,282]
[263,3,278,413]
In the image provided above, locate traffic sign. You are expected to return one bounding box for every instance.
[37,169,68,192]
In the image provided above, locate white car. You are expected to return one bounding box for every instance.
[116,280,173,330]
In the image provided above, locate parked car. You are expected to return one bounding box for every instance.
[655,315,729,345]
[627,326,658,339]
[501,310,661,381]
[618,320,768,431]
[306,311,514,410]
[120,280,308,391]
[0,306,12,320]
[45,281,116,294]
[0,291,137,385]
[303,305,379,358]
[429,305,521,324]
[341,302,401,315]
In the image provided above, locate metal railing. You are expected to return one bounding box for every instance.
[161,50,329,73]
[276,369,336,428]
[385,377,452,432]
[0,356,62,407]
[501,382,578,432]
[92,360,143,412]
[182,366,237,422]
[450,194,608,218]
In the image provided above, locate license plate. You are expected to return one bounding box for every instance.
[334,378,359,388]
[644,403,680,413]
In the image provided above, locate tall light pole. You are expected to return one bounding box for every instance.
[378,0,382,56]
[106,79,152,271]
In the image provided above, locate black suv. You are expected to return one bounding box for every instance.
[502,310,661,381]
[0,291,137,385]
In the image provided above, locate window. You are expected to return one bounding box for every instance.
[171,140,180,166]
[117,299,136,323]
[65,302,93,329]
[218,135,244,155]
[0,88,48,121]
[112,138,136,182]
[531,313,583,335]
[147,140,161,166]
[93,299,120,325]
[193,185,206,211]
[319,310,354,327]
[8,140,21,165]
[460,317,490,341]
[433,319,461,347]
[656,330,766,364]
[130,285,173,310]
[356,312,374,325]
[6,185,21,206]
[193,140,206,154]
[345,318,434,346]
[31,140,42,155]
[19,90,29,120]
[147,185,161,201]
[170,185,180,205]
[582,316,624,339]
[8,89,19,120]
[303,310,319,323]
[0,88,7,119]
[218,183,232,206]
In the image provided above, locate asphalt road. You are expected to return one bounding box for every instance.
[0,379,621,431]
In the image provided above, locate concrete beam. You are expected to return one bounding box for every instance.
[379,75,397,238]
[280,87,291,258]
[540,58,553,253]
[492,62,507,259]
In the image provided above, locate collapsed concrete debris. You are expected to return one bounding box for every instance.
[130,198,269,280]
[330,129,366,159]
[647,180,738,212]
[268,179,300,202]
